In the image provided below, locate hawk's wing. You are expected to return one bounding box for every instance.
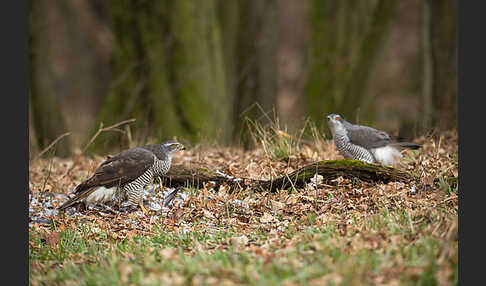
[59,147,156,210]
[346,124,392,149]
[74,147,155,194]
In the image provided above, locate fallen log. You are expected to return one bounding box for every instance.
[256,159,415,191]
[161,165,237,189]
[161,159,416,192]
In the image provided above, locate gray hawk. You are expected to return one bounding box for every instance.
[58,141,185,213]
[327,114,420,166]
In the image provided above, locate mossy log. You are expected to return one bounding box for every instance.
[257,159,414,192]
[161,165,240,189]
[162,159,415,192]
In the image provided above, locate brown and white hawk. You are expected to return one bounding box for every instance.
[58,141,185,213]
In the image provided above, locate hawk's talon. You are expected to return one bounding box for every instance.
[140,202,148,215]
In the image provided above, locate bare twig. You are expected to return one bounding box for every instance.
[40,144,58,196]
[440,195,458,204]
[32,132,71,161]
[81,118,136,154]
[41,152,55,193]
[65,118,136,177]
[125,125,134,148]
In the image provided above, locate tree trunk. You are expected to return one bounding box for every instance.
[29,90,39,159]
[304,0,397,130]
[421,0,433,133]
[342,0,398,124]
[169,0,229,143]
[29,0,71,157]
[231,0,279,147]
[429,0,457,131]
[217,0,240,140]
[95,0,228,152]
[275,0,308,131]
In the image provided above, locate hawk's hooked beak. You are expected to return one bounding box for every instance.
[179,144,186,151]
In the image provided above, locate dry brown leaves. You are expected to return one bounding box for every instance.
[29,131,458,268]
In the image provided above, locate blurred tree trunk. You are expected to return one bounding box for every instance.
[95,0,228,152]
[217,0,240,139]
[231,0,279,147]
[429,0,457,131]
[342,0,398,124]
[170,0,229,142]
[275,0,308,131]
[54,0,112,148]
[29,91,39,159]
[369,0,423,139]
[305,0,396,131]
[421,0,433,133]
[29,0,71,157]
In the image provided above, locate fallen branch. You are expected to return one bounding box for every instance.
[161,165,246,189]
[258,160,415,191]
[162,159,416,192]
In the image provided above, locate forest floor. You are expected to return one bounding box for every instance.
[29,130,458,286]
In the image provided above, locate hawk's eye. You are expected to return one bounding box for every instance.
[165,143,176,150]
[335,116,340,121]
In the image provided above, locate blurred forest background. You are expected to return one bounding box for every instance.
[29,0,457,158]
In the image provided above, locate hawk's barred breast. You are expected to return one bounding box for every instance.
[124,153,172,207]
[333,131,375,163]
[123,167,154,208]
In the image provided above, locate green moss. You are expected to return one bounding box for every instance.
[319,159,378,168]
[318,159,416,178]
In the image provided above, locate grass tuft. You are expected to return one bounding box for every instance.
[246,116,298,161]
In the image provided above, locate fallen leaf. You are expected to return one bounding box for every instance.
[260,212,276,223]
[46,231,61,249]
[230,235,249,250]
[271,200,285,214]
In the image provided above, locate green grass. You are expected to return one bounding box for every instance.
[30,208,457,286]
[245,116,303,161]
[438,176,458,195]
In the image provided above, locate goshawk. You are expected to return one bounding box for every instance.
[58,141,185,213]
[327,114,420,166]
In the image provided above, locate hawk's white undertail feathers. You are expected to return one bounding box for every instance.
[85,186,117,205]
[370,146,403,167]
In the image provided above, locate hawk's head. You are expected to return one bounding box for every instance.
[327,113,346,135]
[162,141,186,154]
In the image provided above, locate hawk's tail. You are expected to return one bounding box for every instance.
[163,187,182,207]
[58,186,96,210]
[392,142,421,150]
[58,197,80,210]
